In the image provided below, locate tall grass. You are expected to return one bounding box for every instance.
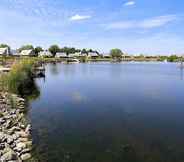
[0,59,35,95]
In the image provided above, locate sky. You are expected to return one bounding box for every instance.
[0,0,184,55]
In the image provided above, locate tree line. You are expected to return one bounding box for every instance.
[0,44,99,57]
[0,43,183,62]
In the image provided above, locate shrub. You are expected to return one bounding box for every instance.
[0,59,35,95]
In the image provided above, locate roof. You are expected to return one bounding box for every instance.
[68,53,80,57]
[0,47,9,55]
[55,52,68,57]
[39,50,52,57]
[88,52,99,57]
[20,49,34,56]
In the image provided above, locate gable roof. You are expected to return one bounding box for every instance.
[55,52,68,57]
[39,50,52,57]
[88,52,99,57]
[20,49,34,56]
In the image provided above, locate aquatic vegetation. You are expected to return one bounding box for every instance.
[0,59,35,95]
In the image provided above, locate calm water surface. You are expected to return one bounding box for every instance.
[29,62,184,162]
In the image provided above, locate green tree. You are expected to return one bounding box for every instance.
[49,45,60,56]
[60,47,78,55]
[0,44,10,49]
[88,49,93,53]
[110,48,123,59]
[81,49,88,54]
[18,45,34,52]
[34,46,43,56]
[168,55,178,62]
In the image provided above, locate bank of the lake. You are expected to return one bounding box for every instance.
[0,93,32,161]
[29,62,184,162]
[0,60,41,162]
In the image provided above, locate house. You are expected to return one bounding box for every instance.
[68,52,81,58]
[38,50,52,57]
[103,54,111,59]
[122,54,133,61]
[88,52,100,59]
[55,52,68,58]
[78,52,88,57]
[0,47,11,56]
[20,49,35,57]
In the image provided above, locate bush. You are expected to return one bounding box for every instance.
[0,59,35,95]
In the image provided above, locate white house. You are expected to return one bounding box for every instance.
[88,52,99,58]
[20,49,35,57]
[38,50,52,57]
[68,53,80,58]
[0,47,11,56]
[55,52,68,58]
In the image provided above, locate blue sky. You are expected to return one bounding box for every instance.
[0,0,184,54]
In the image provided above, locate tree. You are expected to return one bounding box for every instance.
[49,45,60,56]
[81,49,88,54]
[110,49,123,59]
[60,47,78,55]
[0,44,10,49]
[34,46,43,56]
[168,55,178,62]
[88,49,93,53]
[18,45,34,52]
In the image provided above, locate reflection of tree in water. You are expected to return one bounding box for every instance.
[22,79,40,102]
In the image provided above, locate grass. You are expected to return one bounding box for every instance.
[0,59,35,95]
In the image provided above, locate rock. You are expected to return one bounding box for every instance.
[0,118,6,124]
[18,137,29,142]
[25,124,31,133]
[0,132,5,141]
[20,148,31,154]
[12,133,19,140]
[7,136,14,144]
[15,131,29,138]
[20,124,25,129]
[25,141,32,148]
[20,153,31,161]
[1,149,17,161]
[5,120,12,129]
[0,93,32,161]
[16,142,26,150]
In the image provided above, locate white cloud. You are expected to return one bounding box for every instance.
[124,1,135,6]
[106,15,178,29]
[70,14,91,21]
[140,15,177,29]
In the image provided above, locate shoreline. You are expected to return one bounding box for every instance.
[0,92,32,161]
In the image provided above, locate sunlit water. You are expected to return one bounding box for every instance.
[28,62,184,162]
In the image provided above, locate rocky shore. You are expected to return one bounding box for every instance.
[0,93,32,162]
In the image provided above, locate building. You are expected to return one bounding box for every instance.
[55,52,68,58]
[88,52,100,59]
[121,54,133,61]
[80,53,88,57]
[38,50,52,57]
[103,54,111,59]
[0,47,11,56]
[20,49,35,57]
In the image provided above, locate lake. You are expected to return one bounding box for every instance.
[28,62,184,162]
